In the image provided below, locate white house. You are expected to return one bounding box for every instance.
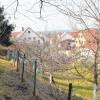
[17,27,44,44]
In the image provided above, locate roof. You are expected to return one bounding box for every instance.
[11,32,22,39]
[70,28,100,41]
[49,32,63,39]
[59,39,74,44]
[69,28,100,50]
[82,43,97,50]
[69,31,79,37]
[11,27,45,42]
[81,28,100,41]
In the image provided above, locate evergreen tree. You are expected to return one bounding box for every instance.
[0,6,14,46]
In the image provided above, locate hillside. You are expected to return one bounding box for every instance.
[0,59,35,100]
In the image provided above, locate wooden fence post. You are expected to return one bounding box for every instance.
[21,54,25,82]
[67,83,72,100]
[33,60,37,97]
[13,50,16,68]
[16,50,19,72]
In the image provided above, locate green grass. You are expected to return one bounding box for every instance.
[1,57,100,100]
[43,71,100,100]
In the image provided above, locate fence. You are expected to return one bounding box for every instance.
[0,49,96,100]
[13,50,75,100]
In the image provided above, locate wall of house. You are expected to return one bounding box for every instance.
[80,48,94,56]
[75,32,86,47]
[18,28,43,44]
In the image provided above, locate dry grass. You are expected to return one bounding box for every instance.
[0,58,34,100]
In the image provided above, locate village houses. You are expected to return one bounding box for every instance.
[10,27,100,57]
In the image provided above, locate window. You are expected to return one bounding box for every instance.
[28,30,31,33]
[38,40,40,44]
[93,40,95,43]
[68,42,70,45]
[24,38,26,40]
[79,40,81,43]
[28,37,31,40]
[33,37,36,41]
[88,41,91,43]
[80,41,83,45]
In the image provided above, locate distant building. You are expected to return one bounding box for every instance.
[58,32,75,49]
[16,27,44,44]
[11,28,100,56]
[70,28,100,56]
[9,27,48,57]
[48,32,63,45]
[11,32,22,42]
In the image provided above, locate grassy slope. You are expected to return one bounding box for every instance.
[0,59,34,100]
[44,71,100,100]
[0,59,54,100]
[1,58,100,100]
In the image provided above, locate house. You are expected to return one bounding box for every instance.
[70,28,100,48]
[59,39,75,50]
[9,27,47,58]
[11,28,100,57]
[16,27,45,44]
[70,28,100,56]
[48,32,63,45]
[47,31,74,46]
[11,32,22,42]
[45,31,75,56]
[70,31,86,48]
[80,44,96,56]
[58,32,75,49]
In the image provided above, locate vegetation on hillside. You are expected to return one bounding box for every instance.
[0,6,14,46]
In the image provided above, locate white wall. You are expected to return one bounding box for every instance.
[80,48,94,56]
[18,28,43,44]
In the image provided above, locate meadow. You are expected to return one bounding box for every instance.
[43,65,100,100]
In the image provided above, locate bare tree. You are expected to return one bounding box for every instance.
[37,0,100,100]
[6,0,100,99]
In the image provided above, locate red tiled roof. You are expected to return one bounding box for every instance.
[69,28,100,50]
[82,43,97,50]
[11,32,22,39]
[69,32,79,37]
[49,32,63,39]
[70,28,100,41]
[81,28,100,41]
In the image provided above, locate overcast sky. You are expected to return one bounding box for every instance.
[0,0,72,32]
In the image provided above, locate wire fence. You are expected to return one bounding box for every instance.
[1,48,100,100]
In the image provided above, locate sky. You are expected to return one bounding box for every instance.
[0,0,72,32]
